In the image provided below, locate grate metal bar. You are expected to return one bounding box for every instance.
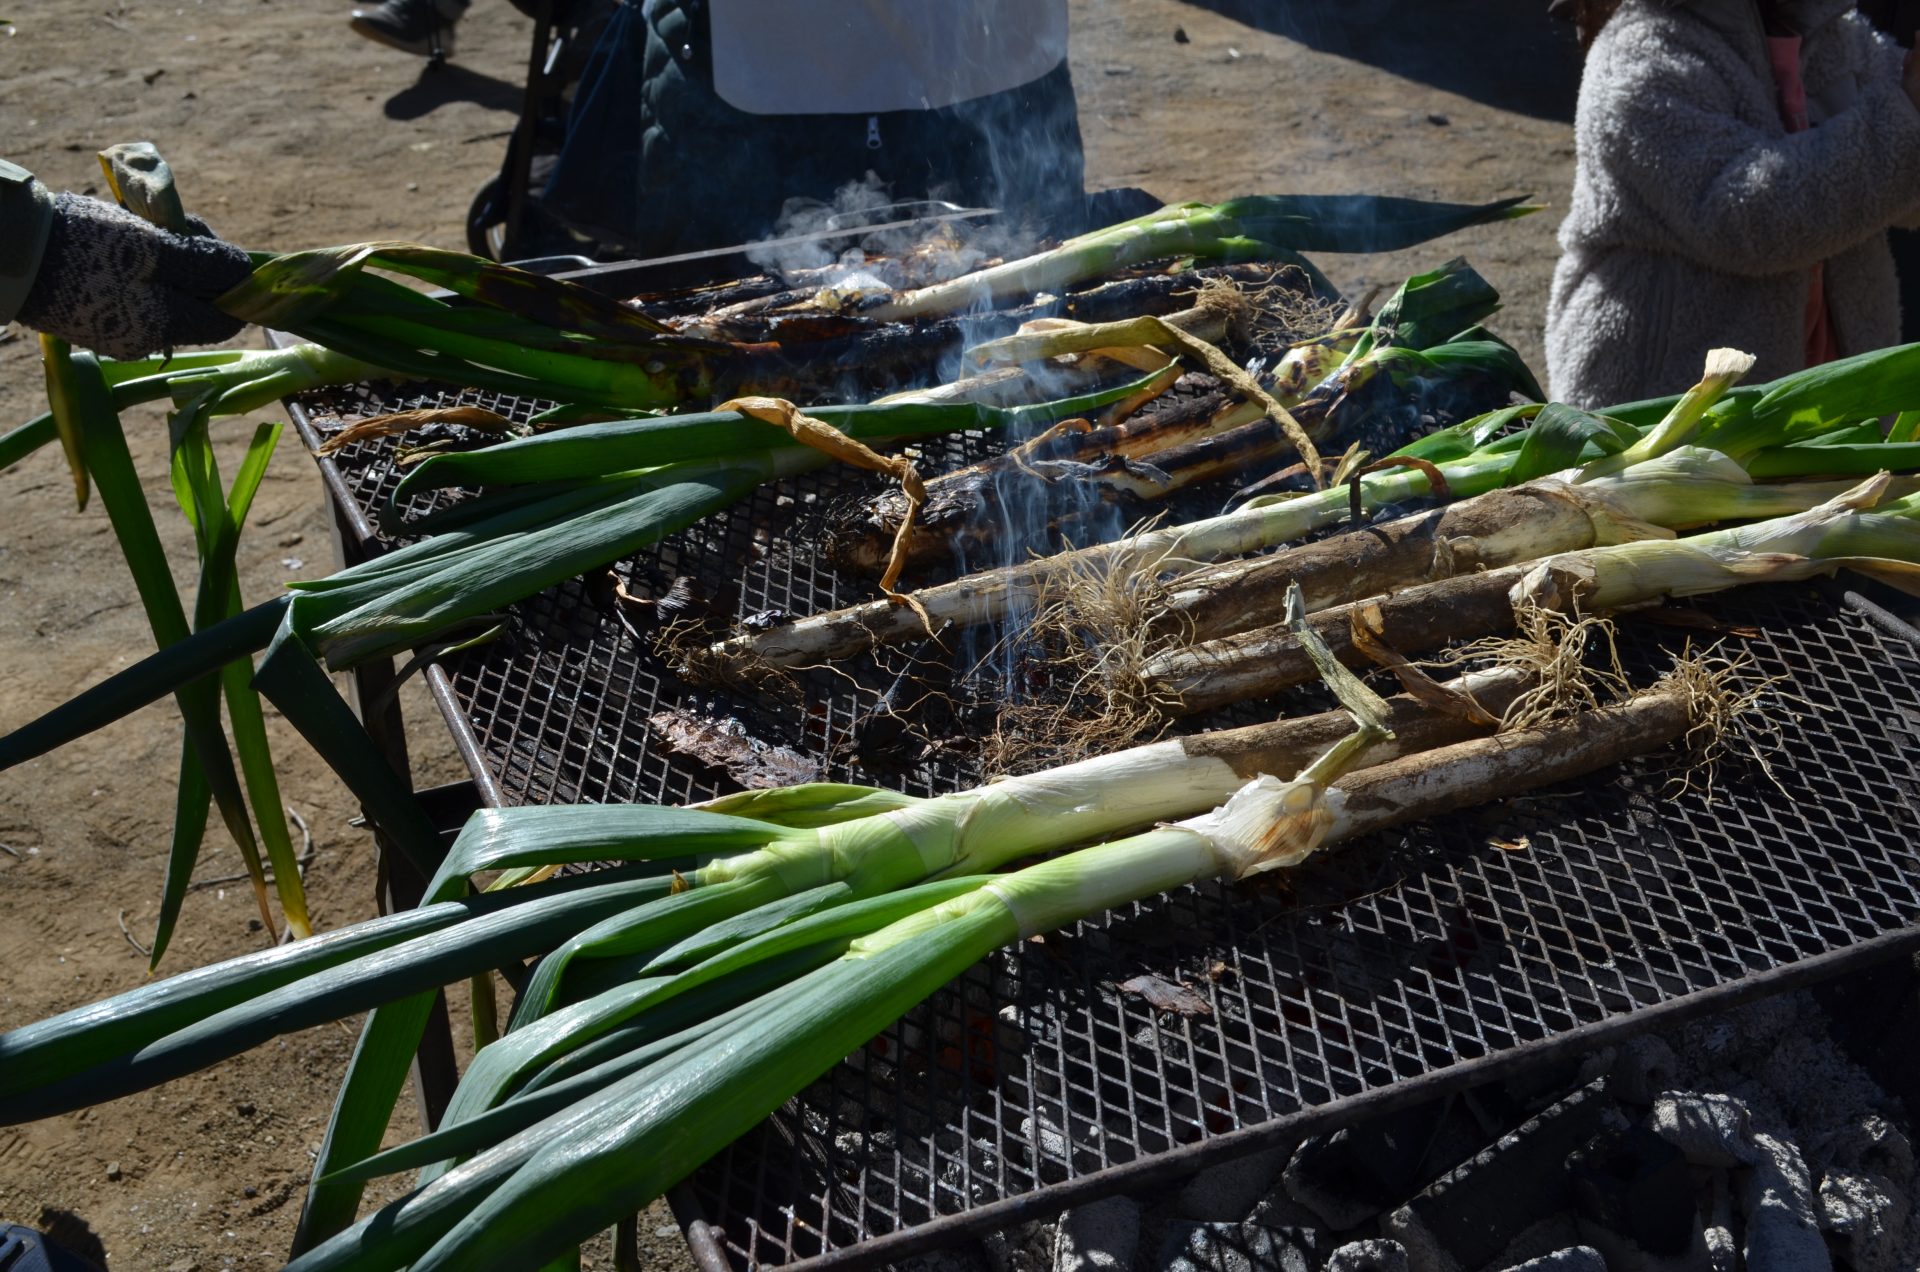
[281,370,1920,1271]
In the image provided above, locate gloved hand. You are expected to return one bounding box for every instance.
[15,192,254,360]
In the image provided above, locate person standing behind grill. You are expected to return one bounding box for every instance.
[1859,0,1920,342]
[1545,0,1920,407]
[533,0,1094,257]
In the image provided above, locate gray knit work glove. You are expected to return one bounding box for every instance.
[16,192,254,360]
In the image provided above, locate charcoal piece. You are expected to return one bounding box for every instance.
[1119,973,1214,1017]
[1155,1221,1326,1272]
[646,708,823,789]
[1606,1035,1681,1106]
[1177,1144,1293,1222]
[1280,1097,1452,1230]
[1501,1248,1606,1272]
[1385,1080,1619,1272]
[1565,1124,1695,1256]
[1324,1238,1410,1272]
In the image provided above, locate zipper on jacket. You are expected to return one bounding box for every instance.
[866,115,883,150]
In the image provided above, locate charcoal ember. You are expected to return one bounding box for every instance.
[1817,1166,1909,1271]
[1649,1091,1758,1168]
[1812,959,1920,1128]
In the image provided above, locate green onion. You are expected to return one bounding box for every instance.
[865,195,1537,321]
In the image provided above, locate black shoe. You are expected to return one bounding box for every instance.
[349,0,465,59]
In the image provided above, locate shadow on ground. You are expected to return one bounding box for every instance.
[1180,0,1584,121]
[385,62,525,121]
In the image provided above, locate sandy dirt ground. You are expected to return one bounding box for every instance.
[0,2,1579,1267]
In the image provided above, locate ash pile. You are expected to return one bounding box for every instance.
[910,962,1920,1272]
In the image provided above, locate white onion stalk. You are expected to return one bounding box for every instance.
[1161,446,1912,644]
[705,348,1756,671]
[1150,475,1920,715]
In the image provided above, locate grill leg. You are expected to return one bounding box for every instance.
[324,491,460,1132]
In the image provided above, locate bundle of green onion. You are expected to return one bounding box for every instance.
[0,172,1536,959]
[0,586,1774,1270]
[715,342,1920,670]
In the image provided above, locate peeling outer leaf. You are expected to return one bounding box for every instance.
[1490,836,1530,853]
[1826,555,1920,599]
[1326,443,1369,490]
[1530,478,1673,548]
[1510,557,1597,612]
[1348,604,1501,727]
[1283,583,1393,784]
[716,396,933,605]
[317,406,518,458]
[1096,362,1184,426]
[1118,973,1213,1017]
[38,335,89,509]
[1142,315,1324,489]
[1347,454,1449,526]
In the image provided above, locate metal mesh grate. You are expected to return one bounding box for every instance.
[289,380,1920,1271]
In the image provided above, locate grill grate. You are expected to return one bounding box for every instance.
[288,377,1920,1271]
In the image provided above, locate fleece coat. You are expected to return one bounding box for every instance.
[1545,0,1920,407]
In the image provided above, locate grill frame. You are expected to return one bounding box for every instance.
[272,292,1920,1271]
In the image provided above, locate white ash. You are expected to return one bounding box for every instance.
[1053,1196,1141,1272]
[1175,1143,1293,1222]
[1705,1168,1736,1272]
[1658,992,1920,1271]
[1021,1112,1071,1166]
[1811,1114,1913,1270]
[1323,1238,1408,1272]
